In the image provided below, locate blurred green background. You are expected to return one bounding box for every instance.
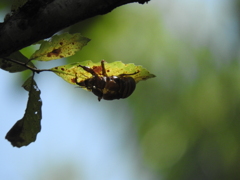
[1,0,240,180]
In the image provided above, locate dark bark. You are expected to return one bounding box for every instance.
[0,0,150,58]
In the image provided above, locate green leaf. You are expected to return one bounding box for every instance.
[30,33,91,61]
[50,60,155,90]
[5,76,42,147]
[0,51,35,73]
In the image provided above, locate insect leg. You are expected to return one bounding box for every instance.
[101,60,108,77]
[78,65,98,76]
[118,71,139,77]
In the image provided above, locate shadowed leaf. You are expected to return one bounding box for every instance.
[0,51,35,73]
[31,33,90,61]
[5,76,42,147]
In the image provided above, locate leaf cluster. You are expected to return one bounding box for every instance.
[1,32,155,147]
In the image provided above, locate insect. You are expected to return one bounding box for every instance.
[75,60,138,101]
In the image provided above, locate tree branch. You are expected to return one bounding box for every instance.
[0,0,150,58]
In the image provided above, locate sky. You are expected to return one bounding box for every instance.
[0,0,235,180]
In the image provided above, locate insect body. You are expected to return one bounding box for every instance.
[75,60,138,101]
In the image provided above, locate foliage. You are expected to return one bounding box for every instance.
[0,51,35,72]
[51,60,155,86]
[0,32,155,147]
[5,75,42,147]
[31,33,90,61]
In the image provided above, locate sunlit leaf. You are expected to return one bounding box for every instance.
[30,33,90,61]
[0,51,35,73]
[5,76,42,147]
[50,60,156,90]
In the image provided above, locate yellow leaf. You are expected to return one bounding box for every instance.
[30,33,90,61]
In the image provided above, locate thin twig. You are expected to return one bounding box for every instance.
[2,57,52,73]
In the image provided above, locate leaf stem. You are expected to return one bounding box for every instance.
[3,57,52,73]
